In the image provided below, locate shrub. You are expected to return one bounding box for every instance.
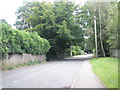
[69,46,84,56]
[92,49,96,57]
[1,22,51,58]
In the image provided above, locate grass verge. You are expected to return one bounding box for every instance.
[90,57,118,88]
[2,60,46,70]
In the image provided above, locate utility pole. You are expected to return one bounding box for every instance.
[94,16,98,57]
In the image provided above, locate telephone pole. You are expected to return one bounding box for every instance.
[94,16,98,57]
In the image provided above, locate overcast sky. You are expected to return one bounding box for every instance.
[0,0,88,27]
[0,0,116,27]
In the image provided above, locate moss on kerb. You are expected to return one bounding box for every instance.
[2,60,46,70]
[2,54,46,70]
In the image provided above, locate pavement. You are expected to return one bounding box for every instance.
[2,54,105,88]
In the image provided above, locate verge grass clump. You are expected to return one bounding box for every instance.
[2,60,46,70]
[90,57,118,88]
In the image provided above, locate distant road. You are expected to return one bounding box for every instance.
[2,54,104,88]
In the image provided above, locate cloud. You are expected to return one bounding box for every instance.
[0,0,87,27]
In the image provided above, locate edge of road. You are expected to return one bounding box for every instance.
[70,60,84,88]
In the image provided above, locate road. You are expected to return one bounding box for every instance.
[2,54,105,88]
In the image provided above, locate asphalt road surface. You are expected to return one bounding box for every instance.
[2,54,105,88]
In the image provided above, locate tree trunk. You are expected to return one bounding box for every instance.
[99,8,106,57]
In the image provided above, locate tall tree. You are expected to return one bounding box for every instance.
[77,1,117,56]
[106,2,118,50]
[15,1,84,60]
[14,2,40,30]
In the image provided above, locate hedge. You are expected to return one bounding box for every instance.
[1,23,51,58]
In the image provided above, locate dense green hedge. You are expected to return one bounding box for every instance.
[1,23,51,58]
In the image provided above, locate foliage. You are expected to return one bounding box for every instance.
[78,2,118,57]
[1,21,11,57]
[106,3,118,50]
[14,1,118,59]
[15,1,84,60]
[90,57,118,88]
[92,49,96,57]
[75,3,95,53]
[1,20,51,58]
[69,46,84,56]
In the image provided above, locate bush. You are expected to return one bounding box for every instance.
[1,22,51,58]
[92,49,96,57]
[69,46,84,56]
[81,50,84,55]
[29,32,51,55]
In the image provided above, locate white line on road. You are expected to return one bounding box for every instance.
[70,61,83,88]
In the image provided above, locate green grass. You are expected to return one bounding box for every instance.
[90,57,118,88]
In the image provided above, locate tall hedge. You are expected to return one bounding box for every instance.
[1,23,51,58]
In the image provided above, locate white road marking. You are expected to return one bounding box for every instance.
[70,62,84,88]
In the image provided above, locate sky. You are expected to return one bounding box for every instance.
[0,0,88,27]
[0,0,116,28]
[0,0,24,27]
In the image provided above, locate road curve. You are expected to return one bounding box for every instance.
[2,54,104,88]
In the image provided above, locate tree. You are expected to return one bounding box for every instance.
[14,2,40,30]
[75,3,95,53]
[80,1,118,56]
[106,2,118,50]
[15,1,84,60]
